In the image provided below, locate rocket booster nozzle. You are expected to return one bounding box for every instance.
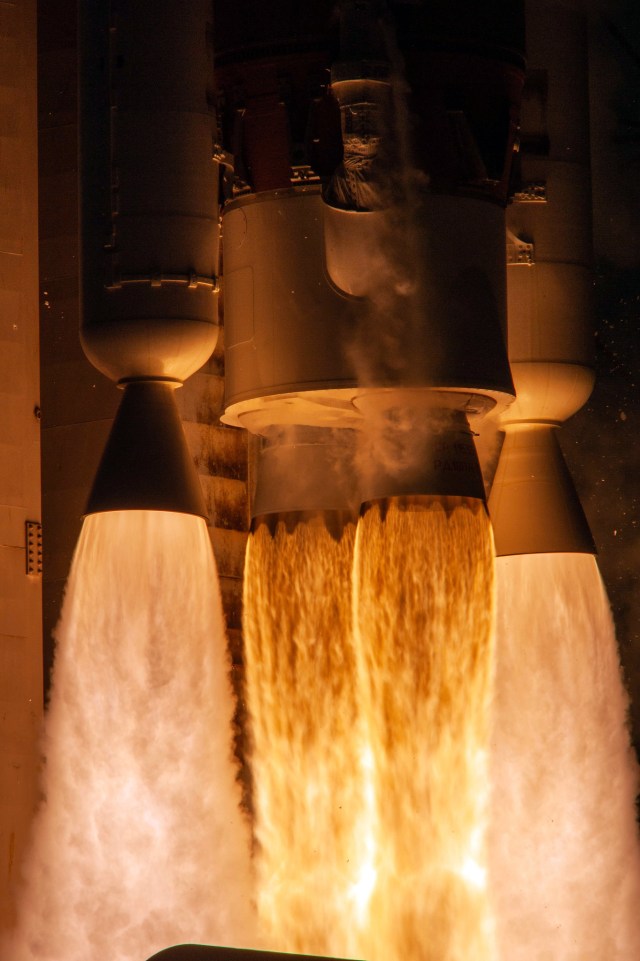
[84,380,207,519]
[489,424,595,557]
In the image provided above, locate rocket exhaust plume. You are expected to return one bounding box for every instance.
[352,495,496,961]
[489,552,640,960]
[6,511,256,961]
[85,380,207,518]
[243,512,368,958]
[243,425,367,956]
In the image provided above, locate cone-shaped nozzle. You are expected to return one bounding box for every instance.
[85,380,207,519]
[355,390,488,506]
[489,424,595,556]
[252,426,360,518]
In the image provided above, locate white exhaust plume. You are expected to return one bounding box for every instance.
[489,552,640,961]
[5,511,256,961]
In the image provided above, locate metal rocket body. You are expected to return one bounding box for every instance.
[78,0,219,517]
[215,0,526,514]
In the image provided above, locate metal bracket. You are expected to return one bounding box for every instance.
[25,521,43,576]
[290,165,320,185]
[213,145,235,171]
[511,181,547,203]
[105,272,219,292]
[506,228,535,266]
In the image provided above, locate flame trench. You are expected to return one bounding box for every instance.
[489,552,640,961]
[242,514,369,959]
[8,511,255,961]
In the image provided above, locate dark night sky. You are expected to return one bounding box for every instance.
[563,0,640,745]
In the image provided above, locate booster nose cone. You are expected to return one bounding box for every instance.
[85,380,207,519]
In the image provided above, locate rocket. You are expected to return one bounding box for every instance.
[78,0,595,552]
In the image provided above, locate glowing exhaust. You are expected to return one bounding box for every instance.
[489,551,640,960]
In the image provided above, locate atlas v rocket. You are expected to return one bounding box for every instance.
[0,0,595,935]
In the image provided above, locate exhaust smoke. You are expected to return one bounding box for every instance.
[7,511,256,961]
[489,552,640,960]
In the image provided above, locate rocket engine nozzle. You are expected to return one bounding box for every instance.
[489,425,595,556]
[85,380,207,519]
[252,426,360,519]
[355,389,488,506]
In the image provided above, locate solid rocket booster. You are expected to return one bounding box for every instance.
[489,0,596,555]
[78,0,218,517]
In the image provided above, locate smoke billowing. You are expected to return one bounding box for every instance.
[5,511,256,961]
[490,552,640,960]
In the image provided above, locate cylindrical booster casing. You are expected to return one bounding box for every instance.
[503,0,594,426]
[490,0,596,555]
[79,0,219,384]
